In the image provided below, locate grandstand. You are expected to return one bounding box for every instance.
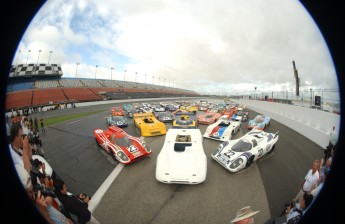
[6,64,200,112]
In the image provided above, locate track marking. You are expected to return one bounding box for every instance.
[65,114,99,124]
[88,163,125,212]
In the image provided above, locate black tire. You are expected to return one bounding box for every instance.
[268,144,275,154]
[246,156,254,168]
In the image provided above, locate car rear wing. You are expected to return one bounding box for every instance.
[133,112,154,118]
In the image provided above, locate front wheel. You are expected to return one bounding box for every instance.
[268,144,275,154]
[246,156,254,168]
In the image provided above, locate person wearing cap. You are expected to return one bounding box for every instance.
[231,206,259,224]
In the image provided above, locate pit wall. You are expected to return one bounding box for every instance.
[231,99,341,148]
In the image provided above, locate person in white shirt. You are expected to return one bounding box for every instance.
[294,160,320,202]
[9,122,32,174]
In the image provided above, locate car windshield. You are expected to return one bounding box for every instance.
[237,111,243,116]
[112,135,132,147]
[112,116,122,121]
[231,140,252,152]
[255,116,263,122]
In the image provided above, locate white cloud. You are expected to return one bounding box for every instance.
[13,0,338,95]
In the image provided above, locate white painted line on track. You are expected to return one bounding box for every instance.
[88,163,125,212]
[65,114,99,125]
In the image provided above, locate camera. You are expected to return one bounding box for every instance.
[34,185,56,198]
[284,200,296,208]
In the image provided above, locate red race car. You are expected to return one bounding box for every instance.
[94,126,152,164]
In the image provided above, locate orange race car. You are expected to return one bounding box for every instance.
[112,106,125,116]
[197,112,222,125]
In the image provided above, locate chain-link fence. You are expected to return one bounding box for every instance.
[232,89,340,114]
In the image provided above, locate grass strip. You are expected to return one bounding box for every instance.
[44,110,106,127]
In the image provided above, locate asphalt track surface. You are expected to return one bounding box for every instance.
[38,100,324,224]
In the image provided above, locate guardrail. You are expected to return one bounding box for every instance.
[231,99,340,148]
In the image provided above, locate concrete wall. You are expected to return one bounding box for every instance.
[231,99,341,148]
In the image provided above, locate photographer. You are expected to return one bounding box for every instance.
[265,193,314,224]
[54,178,100,224]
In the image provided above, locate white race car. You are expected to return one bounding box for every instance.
[211,129,279,172]
[203,115,241,141]
[156,129,207,184]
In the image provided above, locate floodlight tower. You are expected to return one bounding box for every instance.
[292,61,300,96]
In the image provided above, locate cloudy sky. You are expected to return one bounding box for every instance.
[12,0,339,95]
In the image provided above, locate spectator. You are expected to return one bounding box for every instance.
[54,179,100,224]
[29,116,33,129]
[40,117,46,133]
[34,117,39,130]
[323,142,333,162]
[30,127,44,156]
[310,169,329,198]
[319,157,332,182]
[329,126,338,149]
[15,164,54,224]
[294,160,320,202]
[9,122,32,173]
[230,206,259,224]
[285,193,314,224]
[266,193,314,224]
[21,116,30,135]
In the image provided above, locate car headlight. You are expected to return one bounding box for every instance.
[230,158,244,169]
[142,142,151,153]
[117,151,129,162]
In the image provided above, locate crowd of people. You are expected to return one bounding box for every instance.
[231,126,337,224]
[8,113,100,224]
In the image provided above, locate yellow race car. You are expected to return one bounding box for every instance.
[133,112,167,137]
[172,112,198,129]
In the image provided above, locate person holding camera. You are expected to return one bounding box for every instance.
[265,193,314,224]
[54,178,100,224]
[9,122,32,174]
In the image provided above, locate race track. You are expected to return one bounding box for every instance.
[39,99,324,224]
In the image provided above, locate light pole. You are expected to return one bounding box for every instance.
[310,88,312,108]
[145,74,147,84]
[95,65,98,79]
[48,51,53,64]
[158,77,160,86]
[124,70,126,81]
[36,50,42,64]
[164,78,166,87]
[152,75,154,85]
[16,50,21,66]
[26,50,31,64]
[110,67,114,80]
[135,72,137,82]
[75,62,80,78]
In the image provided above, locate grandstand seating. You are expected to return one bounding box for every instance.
[32,88,68,105]
[6,90,33,110]
[62,88,103,102]
[6,65,199,111]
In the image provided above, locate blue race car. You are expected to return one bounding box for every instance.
[247,114,270,130]
[106,115,128,127]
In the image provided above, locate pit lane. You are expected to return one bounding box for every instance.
[39,100,323,223]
